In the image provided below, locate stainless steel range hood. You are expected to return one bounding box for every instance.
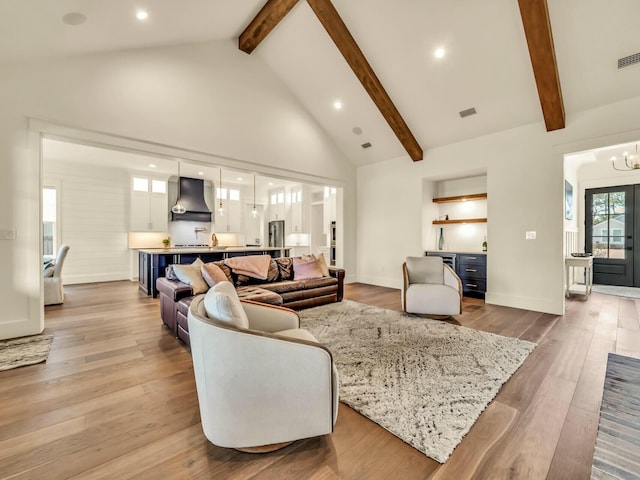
[171,177,212,222]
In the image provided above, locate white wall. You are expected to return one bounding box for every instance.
[44,159,130,284]
[358,95,640,315]
[0,39,356,340]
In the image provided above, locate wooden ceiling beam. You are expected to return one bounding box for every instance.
[518,0,565,131]
[239,0,300,54]
[306,0,423,161]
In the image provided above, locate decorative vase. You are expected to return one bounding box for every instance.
[438,228,445,250]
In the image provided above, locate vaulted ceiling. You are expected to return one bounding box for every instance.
[1,0,639,166]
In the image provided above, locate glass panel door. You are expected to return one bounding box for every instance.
[586,186,633,286]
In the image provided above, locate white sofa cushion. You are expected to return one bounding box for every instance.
[203,281,249,329]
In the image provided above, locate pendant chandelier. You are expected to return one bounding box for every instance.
[171,160,186,214]
[252,173,258,218]
[217,168,225,216]
[611,144,640,171]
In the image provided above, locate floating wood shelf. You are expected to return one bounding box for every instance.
[432,193,487,203]
[433,218,487,225]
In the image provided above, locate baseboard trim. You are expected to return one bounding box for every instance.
[64,272,130,285]
[485,291,563,315]
[356,275,401,290]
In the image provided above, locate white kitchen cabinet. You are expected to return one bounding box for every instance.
[130,177,168,232]
[268,187,285,221]
[215,188,243,233]
[287,185,310,234]
[323,186,336,234]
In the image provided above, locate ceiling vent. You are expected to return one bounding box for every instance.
[618,52,640,69]
[459,107,477,118]
[361,142,372,149]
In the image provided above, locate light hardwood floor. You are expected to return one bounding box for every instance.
[1,281,638,479]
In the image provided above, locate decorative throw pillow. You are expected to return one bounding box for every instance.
[293,256,323,280]
[266,259,279,282]
[201,263,229,288]
[172,264,209,294]
[166,258,204,282]
[275,257,293,281]
[165,265,179,281]
[203,281,249,329]
[43,263,56,277]
[211,260,234,283]
[316,252,330,277]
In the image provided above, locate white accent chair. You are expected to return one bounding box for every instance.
[187,281,339,453]
[402,256,462,317]
[44,244,70,306]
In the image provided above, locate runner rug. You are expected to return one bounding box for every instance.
[591,353,640,479]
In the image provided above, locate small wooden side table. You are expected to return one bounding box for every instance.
[565,256,593,299]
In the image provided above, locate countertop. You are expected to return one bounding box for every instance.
[426,250,487,255]
[137,246,289,254]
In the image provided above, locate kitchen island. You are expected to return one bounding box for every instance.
[137,246,290,298]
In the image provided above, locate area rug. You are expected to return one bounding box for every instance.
[592,284,640,299]
[299,300,535,463]
[591,353,640,479]
[0,333,54,372]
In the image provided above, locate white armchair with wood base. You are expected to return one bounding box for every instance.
[188,281,339,453]
[44,244,69,306]
[402,256,462,317]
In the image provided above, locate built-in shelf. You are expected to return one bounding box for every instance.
[432,193,487,203]
[433,218,487,225]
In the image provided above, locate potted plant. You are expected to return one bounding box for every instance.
[162,238,170,249]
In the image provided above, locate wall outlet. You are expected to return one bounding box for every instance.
[0,228,16,240]
[525,231,536,240]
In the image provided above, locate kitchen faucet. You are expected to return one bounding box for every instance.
[194,227,207,243]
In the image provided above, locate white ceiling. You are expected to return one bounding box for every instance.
[4,1,640,166]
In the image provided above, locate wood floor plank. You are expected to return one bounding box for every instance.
[545,405,599,480]
[430,400,519,480]
[472,373,577,480]
[0,281,622,479]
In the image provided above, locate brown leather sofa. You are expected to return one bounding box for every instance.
[156,257,345,346]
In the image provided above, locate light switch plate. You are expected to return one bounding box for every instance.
[0,228,16,240]
[525,231,536,240]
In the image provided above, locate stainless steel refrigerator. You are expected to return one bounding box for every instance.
[268,220,285,248]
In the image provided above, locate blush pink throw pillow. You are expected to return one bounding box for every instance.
[201,263,229,288]
[293,256,323,280]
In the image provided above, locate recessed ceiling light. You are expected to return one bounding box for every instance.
[148,164,156,168]
[268,182,274,186]
[198,171,204,176]
[333,100,343,110]
[434,48,445,59]
[237,177,243,181]
[352,127,363,135]
[136,10,149,21]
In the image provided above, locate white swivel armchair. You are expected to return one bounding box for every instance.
[188,281,339,453]
[44,244,70,306]
[402,256,462,317]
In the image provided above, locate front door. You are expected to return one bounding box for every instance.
[585,185,634,286]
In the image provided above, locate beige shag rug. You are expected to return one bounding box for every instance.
[0,333,54,371]
[299,300,535,463]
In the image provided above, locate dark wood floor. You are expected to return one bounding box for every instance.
[1,282,637,479]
